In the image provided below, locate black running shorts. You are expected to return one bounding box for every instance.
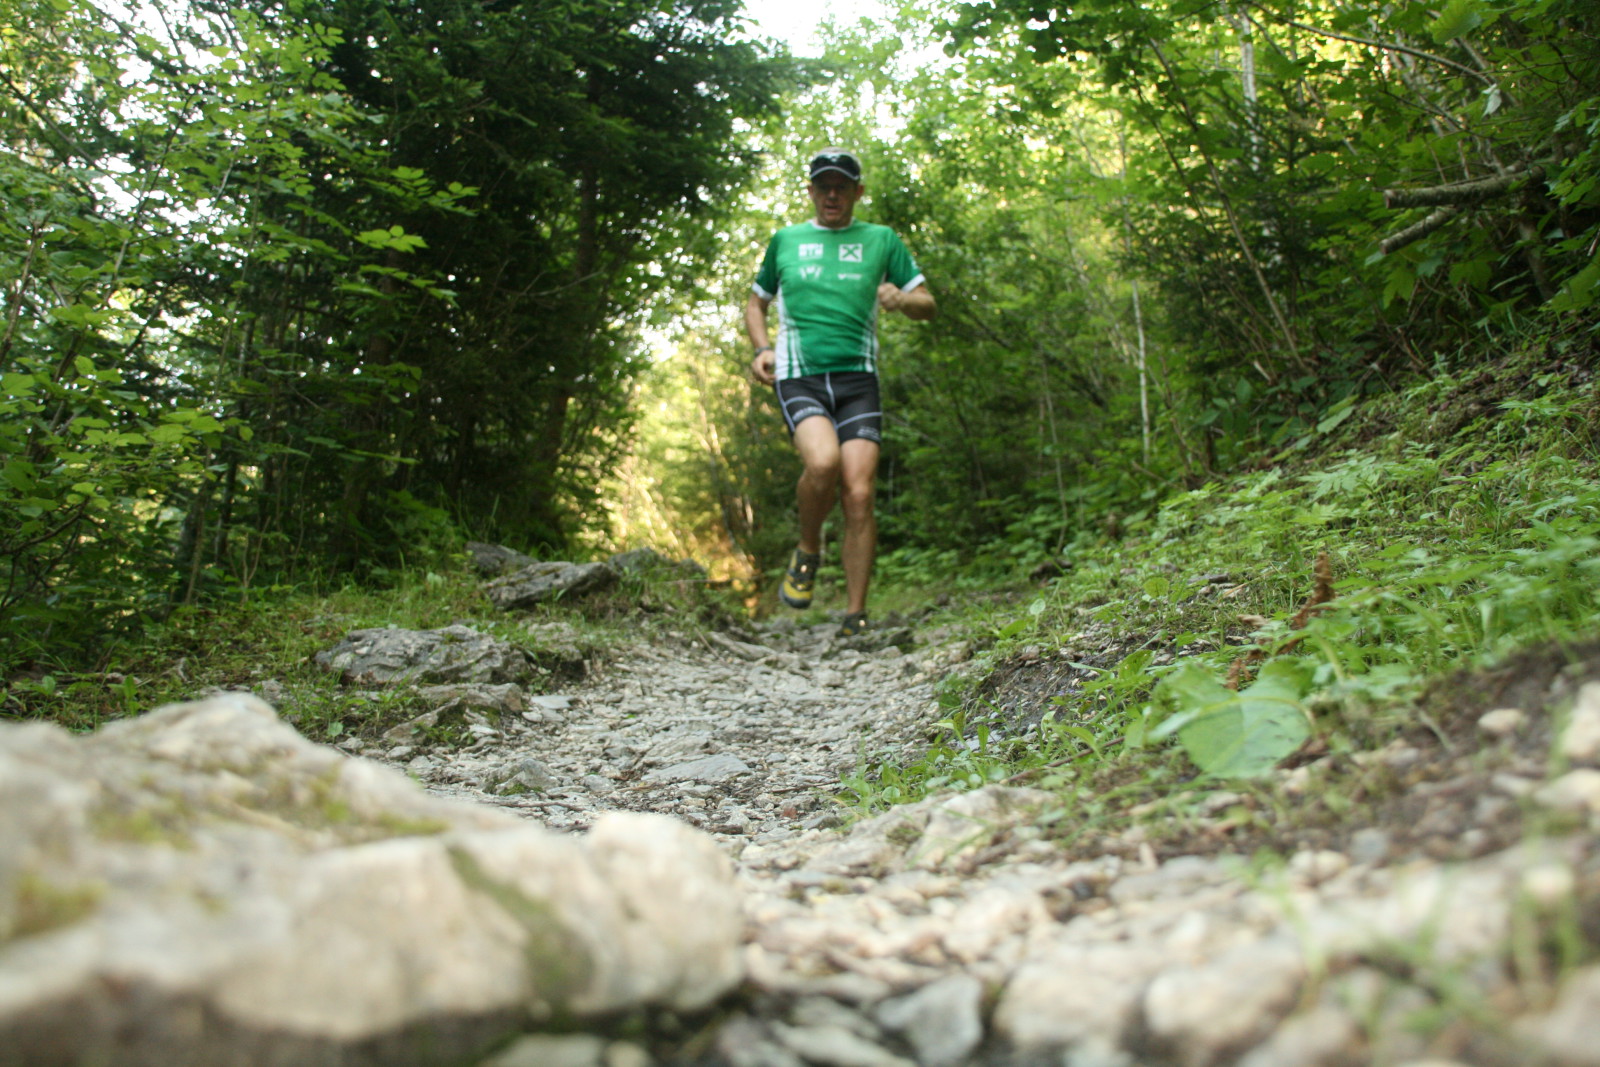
[773,371,882,444]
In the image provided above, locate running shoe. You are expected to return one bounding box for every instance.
[838,611,869,638]
[779,548,821,609]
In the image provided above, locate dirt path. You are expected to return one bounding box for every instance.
[382,618,1600,1067]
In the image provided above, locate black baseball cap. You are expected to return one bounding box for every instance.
[809,148,862,183]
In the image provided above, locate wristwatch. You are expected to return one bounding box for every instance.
[754,346,773,356]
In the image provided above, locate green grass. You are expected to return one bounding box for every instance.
[839,343,1600,823]
[1,554,742,742]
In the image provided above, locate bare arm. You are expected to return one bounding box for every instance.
[745,292,775,384]
[878,283,937,321]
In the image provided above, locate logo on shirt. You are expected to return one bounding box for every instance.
[838,244,864,263]
[800,265,824,280]
[799,244,824,259]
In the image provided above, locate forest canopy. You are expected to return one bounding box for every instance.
[1,0,784,659]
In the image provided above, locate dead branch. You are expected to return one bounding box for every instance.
[1377,205,1463,256]
[1289,551,1335,629]
[1383,165,1544,209]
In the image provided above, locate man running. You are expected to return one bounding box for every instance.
[745,147,936,637]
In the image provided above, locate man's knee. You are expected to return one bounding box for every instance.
[800,452,842,485]
[840,479,875,518]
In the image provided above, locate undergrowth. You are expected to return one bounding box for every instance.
[1,551,735,739]
[842,341,1600,825]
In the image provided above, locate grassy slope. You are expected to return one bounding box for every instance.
[841,331,1600,862]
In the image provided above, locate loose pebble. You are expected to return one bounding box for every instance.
[1478,707,1526,738]
[1561,683,1600,763]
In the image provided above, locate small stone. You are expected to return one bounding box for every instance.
[645,753,753,784]
[994,942,1167,1049]
[1521,862,1576,909]
[1533,769,1600,814]
[1287,850,1349,886]
[802,810,844,831]
[716,1016,805,1067]
[1379,742,1421,770]
[1062,1038,1136,1067]
[386,745,415,760]
[771,1022,914,1067]
[875,974,984,1067]
[1235,1004,1361,1067]
[1279,765,1313,796]
[603,1042,652,1067]
[1516,966,1600,1066]
[1561,683,1600,764]
[480,1033,606,1067]
[1142,938,1305,1064]
[1493,773,1539,798]
[791,997,881,1040]
[491,757,559,795]
[581,775,614,795]
[1197,791,1244,816]
[1477,707,1526,739]
[943,887,1048,963]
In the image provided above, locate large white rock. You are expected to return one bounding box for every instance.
[0,694,742,1065]
[1141,937,1306,1067]
[993,941,1169,1050]
[315,624,537,686]
[799,785,1055,878]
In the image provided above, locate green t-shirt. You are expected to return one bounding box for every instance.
[752,220,925,379]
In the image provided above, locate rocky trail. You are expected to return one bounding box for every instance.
[341,606,1600,1067]
[9,554,1600,1067]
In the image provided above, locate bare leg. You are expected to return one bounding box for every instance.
[838,438,880,616]
[792,417,842,556]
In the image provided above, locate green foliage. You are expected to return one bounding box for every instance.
[1146,660,1313,778]
[842,704,1023,812]
[843,341,1598,812]
[0,0,787,667]
[934,0,1600,475]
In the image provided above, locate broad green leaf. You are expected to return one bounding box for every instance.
[1152,660,1312,777]
[997,617,1030,639]
[2,460,39,492]
[1550,261,1600,312]
[1317,403,1356,434]
[2,373,38,398]
[149,424,189,444]
[1431,0,1484,42]
[1450,257,1493,290]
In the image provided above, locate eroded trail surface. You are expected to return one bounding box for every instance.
[388,618,1600,1067]
[410,620,936,838]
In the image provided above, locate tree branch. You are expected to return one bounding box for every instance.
[1378,205,1462,256]
[1383,165,1544,209]
[1239,4,1496,88]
